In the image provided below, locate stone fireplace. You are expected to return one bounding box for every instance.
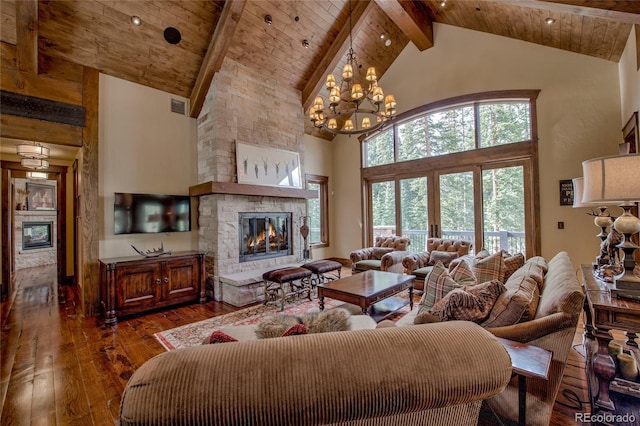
[196,57,309,306]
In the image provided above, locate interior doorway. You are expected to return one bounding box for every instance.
[1,162,71,298]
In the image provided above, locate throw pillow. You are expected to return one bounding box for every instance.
[418,261,459,312]
[503,252,525,281]
[448,250,490,270]
[282,324,308,336]
[372,247,394,259]
[255,315,302,339]
[255,309,351,339]
[204,330,238,344]
[473,250,506,284]
[301,309,351,334]
[449,259,477,286]
[428,251,459,267]
[429,279,506,323]
[481,275,540,328]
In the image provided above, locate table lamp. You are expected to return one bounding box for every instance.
[582,154,640,298]
[572,177,614,267]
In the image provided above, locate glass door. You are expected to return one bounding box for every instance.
[371,181,396,239]
[435,169,477,250]
[400,177,429,253]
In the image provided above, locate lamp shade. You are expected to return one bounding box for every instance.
[582,154,640,204]
[21,158,49,170]
[16,143,49,159]
[571,177,589,208]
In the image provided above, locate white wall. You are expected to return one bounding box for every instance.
[329,23,622,268]
[99,75,198,259]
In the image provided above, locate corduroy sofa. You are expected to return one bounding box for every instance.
[119,321,511,426]
[397,251,585,426]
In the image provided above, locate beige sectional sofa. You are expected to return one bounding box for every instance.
[397,251,585,426]
[119,321,512,426]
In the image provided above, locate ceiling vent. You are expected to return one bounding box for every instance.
[170,98,186,115]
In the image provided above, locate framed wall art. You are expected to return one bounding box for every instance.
[27,183,56,211]
[559,179,573,206]
[236,142,302,188]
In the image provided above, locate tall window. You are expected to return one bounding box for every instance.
[361,90,539,257]
[306,174,329,248]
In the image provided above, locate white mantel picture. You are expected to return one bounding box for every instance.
[236,142,302,188]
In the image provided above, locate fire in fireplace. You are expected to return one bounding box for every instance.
[239,213,292,262]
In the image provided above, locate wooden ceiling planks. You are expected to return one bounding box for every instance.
[36,0,222,98]
[0,0,637,143]
[420,0,632,61]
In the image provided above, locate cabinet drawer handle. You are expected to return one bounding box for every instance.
[155,278,161,285]
[164,277,169,283]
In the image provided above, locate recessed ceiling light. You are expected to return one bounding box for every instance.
[302,39,310,48]
[131,16,142,26]
[380,33,385,39]
[440,0,446,7]
[385,39,392,47]
[545,17,555,25]
[264,15,272,25]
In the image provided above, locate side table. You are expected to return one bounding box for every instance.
[581,264,640,418]
[496,337,552,426]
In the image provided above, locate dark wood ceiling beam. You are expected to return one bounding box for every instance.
[15,0,38,74]
[494,0,640,24]
[302,0,375,112]
[189,0,247,118]
[374,0,433,51]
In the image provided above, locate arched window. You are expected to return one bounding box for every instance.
[361,90,540,257]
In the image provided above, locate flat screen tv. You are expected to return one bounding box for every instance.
[114,193,191,235]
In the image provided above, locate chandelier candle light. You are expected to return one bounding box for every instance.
[582,154,640,298]
[309,1,396,135]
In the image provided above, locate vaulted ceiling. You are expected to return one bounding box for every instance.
[1,0,639,147]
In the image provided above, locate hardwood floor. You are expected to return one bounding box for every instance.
[1,265,591,425]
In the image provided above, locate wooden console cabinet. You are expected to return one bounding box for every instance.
[99,251,206,325]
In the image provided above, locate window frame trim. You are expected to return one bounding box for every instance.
[359,90,541,256]
[305,173,330,249]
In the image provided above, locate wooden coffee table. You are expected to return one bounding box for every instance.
[317,270,415,322]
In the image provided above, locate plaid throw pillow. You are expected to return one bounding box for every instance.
[417,262,460,312]
[502,252,525,281]
[450,259,477,286]
[473,250,506,284]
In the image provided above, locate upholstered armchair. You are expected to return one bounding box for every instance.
[401,238,472,291]
[349,236,410,274]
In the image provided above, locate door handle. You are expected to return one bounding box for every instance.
[435,224,439,238]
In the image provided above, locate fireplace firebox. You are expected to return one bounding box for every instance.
[239,213,292,262]
[22,221,53,250]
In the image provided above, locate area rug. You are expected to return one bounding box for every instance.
[154,297,411,351]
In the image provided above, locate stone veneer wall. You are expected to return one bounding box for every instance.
[196,57,306,301]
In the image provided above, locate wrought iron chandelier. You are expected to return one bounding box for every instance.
[308,1,397,136]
